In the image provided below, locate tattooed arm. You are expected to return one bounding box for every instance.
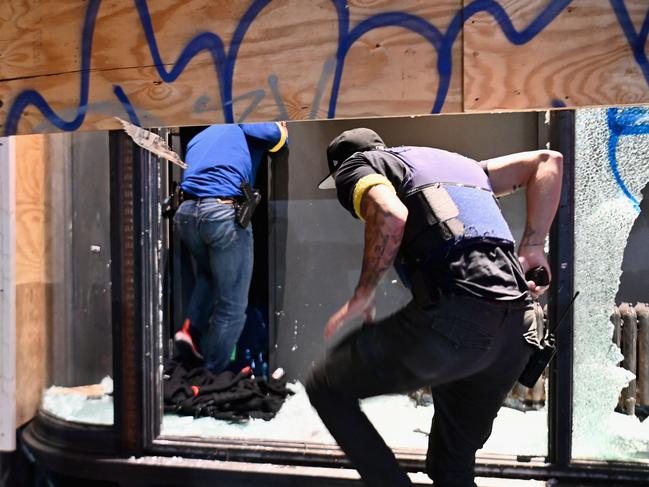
[324,184,408,337]
[482,150,563,296]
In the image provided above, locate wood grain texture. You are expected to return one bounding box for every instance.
[0,0,462,133]
[463,0,649,111]
[15,135,50,284]
[15,282,52,427]
[0,1,92,81]
[335,0,463,116]
[0,0,648,134]
[14,134,53,426]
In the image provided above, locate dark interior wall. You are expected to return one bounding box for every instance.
[71,132,113,385]
[51,131,113,387]
[617,181,649,305]
[270,112,539,381]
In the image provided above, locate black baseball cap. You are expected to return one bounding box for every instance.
[318,128,385,189]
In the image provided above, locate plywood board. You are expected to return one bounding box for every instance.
[0,0,462,134]
[463,0,649,111]
[15,283,52,427]
[14,135,50,284]
[14,134,52,426]
[1,1,648,133]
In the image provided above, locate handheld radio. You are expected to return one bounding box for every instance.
[518,270,579,388]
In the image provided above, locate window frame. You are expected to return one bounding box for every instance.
[22,114,649,484]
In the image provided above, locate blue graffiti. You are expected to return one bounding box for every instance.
[133,0,272,125]
[329,0,571,117]
[4,0,101,134]
[610,0,649,87]
[2,0,648,134]
[266,74,289,121]
[607,107,649,212]
[113,85,141,126]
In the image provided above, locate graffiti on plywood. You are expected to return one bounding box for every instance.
[2,0,649,134]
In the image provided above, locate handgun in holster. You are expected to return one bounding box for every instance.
[409,267,441,309]
[162,182,181,219]
[234,181,261,228]
[518,266,579,388]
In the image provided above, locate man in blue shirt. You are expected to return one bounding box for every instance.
[173,122,288,372]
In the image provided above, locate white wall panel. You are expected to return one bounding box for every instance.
[0,136,16,451]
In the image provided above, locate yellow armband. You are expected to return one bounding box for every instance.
[352,174,396,221]
[268,122,288,153]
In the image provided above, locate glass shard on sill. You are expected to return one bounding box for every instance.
[41,376,114,425]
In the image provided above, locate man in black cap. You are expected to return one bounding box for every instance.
[305,128,563,487]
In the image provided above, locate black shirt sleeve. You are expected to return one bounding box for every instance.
[333,150,407,219]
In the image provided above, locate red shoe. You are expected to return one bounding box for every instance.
[174,319,204,363]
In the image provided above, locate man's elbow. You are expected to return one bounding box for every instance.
[385,206,408,235]
[532,150,563,183]
[540,150,563,168]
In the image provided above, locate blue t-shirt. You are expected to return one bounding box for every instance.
[181,122,287,197]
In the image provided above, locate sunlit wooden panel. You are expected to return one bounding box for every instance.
[464,0,649,111]
[0,0,463,134]
[14,134,52,426]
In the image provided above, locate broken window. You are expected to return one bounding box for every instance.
[160,113,549,460]
[572,107,649,461]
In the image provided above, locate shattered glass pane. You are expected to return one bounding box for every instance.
[573,107,649,461]
[42,377,114,425]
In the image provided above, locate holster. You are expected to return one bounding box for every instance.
[404,262,441,310]
[234,181,261,228]
[400,184,464,264]
[162,183,181,219]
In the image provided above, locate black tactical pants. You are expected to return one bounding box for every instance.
[305,293,536,487]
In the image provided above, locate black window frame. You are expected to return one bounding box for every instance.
[135,114,649,482]
[22,113,649,485]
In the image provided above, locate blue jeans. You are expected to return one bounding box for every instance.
[173,199,253,372]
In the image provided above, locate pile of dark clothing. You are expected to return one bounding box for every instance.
[163,359,293,421]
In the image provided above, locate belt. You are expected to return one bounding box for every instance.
[182,193,236,205]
